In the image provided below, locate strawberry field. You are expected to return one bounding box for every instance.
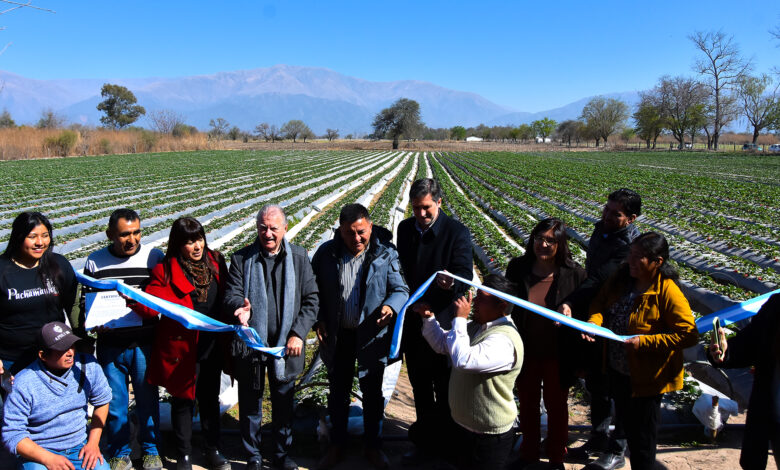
[2,149,777,314]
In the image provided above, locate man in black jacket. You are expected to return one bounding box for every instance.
[709,293,780,470]
[224,204,319,470]
[396,178,473,464]
[561,188,641,465]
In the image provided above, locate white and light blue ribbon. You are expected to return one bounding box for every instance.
[76,271,286,358]
[390,271,635,360]
[695,289,779,333]
[389,272,780,360]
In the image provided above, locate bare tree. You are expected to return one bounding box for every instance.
[737,73,780,144]
[208,117,229,140]
[254,123,270,141]
[579,96,628,146]
[652,76,709,149]
[301,128,315,143]
[1,1,54,55]
[147,109,184,134]
[689,30,751,149]
[36,108,66,129]
[325,128,339,141]
[280,119,311,143]
[267,124,281,143]
[555,120,585,147]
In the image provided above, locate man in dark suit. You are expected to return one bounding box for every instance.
[396,178,473,464]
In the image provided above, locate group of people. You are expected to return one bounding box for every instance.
[0,178,775,470]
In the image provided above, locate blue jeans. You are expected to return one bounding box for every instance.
[1,358,18,469]
[19,440,111,470]
[96,343,160,459]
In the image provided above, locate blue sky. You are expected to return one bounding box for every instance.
[2,0,778,112]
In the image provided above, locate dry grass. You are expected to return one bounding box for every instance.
[0,128,210,160]
[1,129,775,160]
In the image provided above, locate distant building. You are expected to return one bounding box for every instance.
[466,136,484,142]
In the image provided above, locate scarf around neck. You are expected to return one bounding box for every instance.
[179,255,213,303]
[237,237,297,382]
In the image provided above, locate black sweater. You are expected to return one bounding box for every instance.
[0,254,77,366]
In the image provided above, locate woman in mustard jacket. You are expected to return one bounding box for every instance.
[584,232,698,470]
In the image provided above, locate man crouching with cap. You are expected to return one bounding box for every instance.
[2,322,112,470]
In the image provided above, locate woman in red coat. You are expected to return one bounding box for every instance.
[134,217,230,470]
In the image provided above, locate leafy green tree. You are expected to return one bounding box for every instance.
[96,83,146,129]
[579,96,628,147]
[450,125,467,140]
[516,124,535,142]
[633,94,665,149]
[280,120,311,143]
[737,74,780,144]
[0,109,15,128]
[531,117,557,142]
[620,127,636,143]
[372,98,423,149]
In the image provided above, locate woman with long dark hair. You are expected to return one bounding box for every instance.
[0,211,77,383]
[585,232,698,470]
[505,218,586,470]
[0,212,77,466]
[133,217,230,470]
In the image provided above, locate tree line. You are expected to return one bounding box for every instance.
[3,29,777,150]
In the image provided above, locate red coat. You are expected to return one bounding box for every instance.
[134,252,228,399]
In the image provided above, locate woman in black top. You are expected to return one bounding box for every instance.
[0,212,77,381]
[505,218,586,470]
[0,212,77,468]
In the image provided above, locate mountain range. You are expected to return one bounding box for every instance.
[0,64,641,134]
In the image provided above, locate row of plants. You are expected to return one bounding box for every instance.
[369,152,417,228]
[444,152,774,301]
[61,151,397,260]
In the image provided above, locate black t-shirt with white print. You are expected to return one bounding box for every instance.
[0,254,77,364]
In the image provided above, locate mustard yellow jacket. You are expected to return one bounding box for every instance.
[588,272,699,397]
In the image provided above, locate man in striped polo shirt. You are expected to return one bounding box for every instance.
[420,274,524,470]
[78,209,166,470]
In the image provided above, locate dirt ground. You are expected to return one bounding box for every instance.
[147,371,774,470]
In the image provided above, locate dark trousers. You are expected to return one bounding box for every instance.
[236,357,295,463]
[584,340,612,440]
[454,424,514,470]
[626,394,662,470]
[607,369,630,454]
[609,368,662,469]
[328,328,385,449]
[404,330,454,452]
[170,352,223,456]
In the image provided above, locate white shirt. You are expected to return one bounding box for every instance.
[421,315,517,373]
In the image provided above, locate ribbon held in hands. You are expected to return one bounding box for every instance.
[389,271,636,360]
[695,289,779,333]
[76,271,286,358]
